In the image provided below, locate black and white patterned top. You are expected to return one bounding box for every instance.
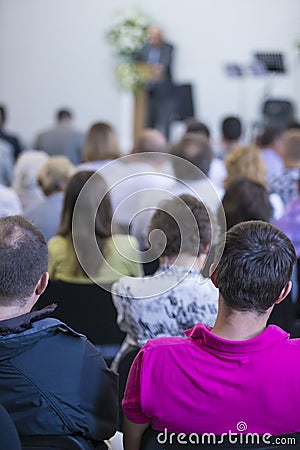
[270,168,300,205]
[111,264,218,369]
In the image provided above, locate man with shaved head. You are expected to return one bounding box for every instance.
[0,215,118,446]
[134,128,167,154]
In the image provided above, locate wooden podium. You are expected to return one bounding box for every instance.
[133,62,164,143]
[133,89,147,144]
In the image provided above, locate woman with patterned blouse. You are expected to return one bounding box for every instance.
[111,194,219,370]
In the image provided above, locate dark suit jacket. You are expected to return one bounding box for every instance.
[0,130,23,161]
[135,42,174,98]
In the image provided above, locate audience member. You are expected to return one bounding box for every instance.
[219,177,273,229]
[111,129,173,232]
[48,171,143,284]
[0,215,118,445]
[275,178,300,259]
[270,130,300,205]
[13,150,49,212]
[219,116,242,158]
[25,156,74,241]
[0,185,22,218]
[0,105,23,161]
[112,195,218,371]
[131,132,222,250]
[79,122,121,171]
[0,139,14,186]
[186,119,210,138]
[132,128,169,161]
[123,221,298,448]
[185,120,227,190]
[258,126,284,184]
[223,145,284,219]
[35,109,85,165]
[171,133,222,213]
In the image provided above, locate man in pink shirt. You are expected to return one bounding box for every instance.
[122,220,299,449]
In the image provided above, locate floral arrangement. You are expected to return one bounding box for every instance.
[107,9,151,91]
[115,62,144,92]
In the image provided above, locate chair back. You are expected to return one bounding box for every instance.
[34,280,125,347]
[117,346,140,430]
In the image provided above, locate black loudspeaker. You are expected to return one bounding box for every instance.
[172,83,195,121]
[262,99,294,127]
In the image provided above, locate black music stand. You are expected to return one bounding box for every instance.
[254,52,285,73]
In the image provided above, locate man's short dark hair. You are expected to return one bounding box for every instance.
[171,133,212,179]
[214,221,296,314]
[0,216,48,305]
[148,194,212,258]
[222,116,242,142]
[56,109,72,122]
[186,120,210,139]
[0,105,6,127]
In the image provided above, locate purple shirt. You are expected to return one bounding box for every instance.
[123,323,300,434]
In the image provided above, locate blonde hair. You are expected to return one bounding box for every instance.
[82,122,121,162]
[13,150,49,189]
[37,156,74,196]
[224,145,267,190]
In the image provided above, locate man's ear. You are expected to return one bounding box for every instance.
[274,281,292,305]
[35,272,49,297]
[209,263,217,287]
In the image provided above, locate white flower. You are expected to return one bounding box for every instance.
[107,8,151,58]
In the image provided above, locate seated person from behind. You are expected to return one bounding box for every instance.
[223,145,284,220]
[218,115,242,159]
[185,119,227,191]
[48,171,143,284]
[78,121,121,172]
[0,215,118,446]
[0,104,23,161]
[259,126,284,186]
[35,108,85,165]
[111,194,218,370]
[24,156,74,241]
[123,221,299,450]
[218,177,273,230]
[13,150,49,212]
[270,129,300,205]
[131,133,223,251]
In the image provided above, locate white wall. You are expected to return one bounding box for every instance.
[1,0,300,150]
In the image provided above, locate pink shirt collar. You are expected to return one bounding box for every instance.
[185,323,289,354]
